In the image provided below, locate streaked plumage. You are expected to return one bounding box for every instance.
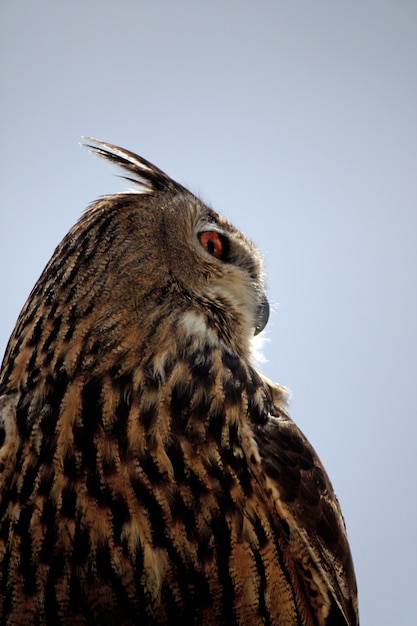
[0,139,358,625]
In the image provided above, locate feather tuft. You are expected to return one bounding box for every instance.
[82,137,185,195]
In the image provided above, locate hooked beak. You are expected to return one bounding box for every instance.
[254,294,269,335]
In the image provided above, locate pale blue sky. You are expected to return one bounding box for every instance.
[1,2,416,624]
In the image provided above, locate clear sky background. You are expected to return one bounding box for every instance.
[1,2,416,624]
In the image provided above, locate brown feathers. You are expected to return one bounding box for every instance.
[0,140,358,625]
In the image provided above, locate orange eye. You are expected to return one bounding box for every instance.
[198,231,225,259]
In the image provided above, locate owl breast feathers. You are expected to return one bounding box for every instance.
[0,139,359,625]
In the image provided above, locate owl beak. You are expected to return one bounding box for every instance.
[254,294,269,335]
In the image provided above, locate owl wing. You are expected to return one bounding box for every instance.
[253,377,359,626]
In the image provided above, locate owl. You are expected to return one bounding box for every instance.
[0,139,359,625]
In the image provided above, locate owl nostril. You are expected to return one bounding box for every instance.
[254,295,269,335]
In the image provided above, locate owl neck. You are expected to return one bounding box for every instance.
[101,339,272,454]
[7,308,274,480]
[69,340,274,490]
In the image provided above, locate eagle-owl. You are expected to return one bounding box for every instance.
[0,140,359,625]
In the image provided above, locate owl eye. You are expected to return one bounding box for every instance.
[198,231,227,260]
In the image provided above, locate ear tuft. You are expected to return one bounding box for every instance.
[82,137,185,195]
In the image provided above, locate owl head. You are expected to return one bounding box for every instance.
[2,139,270,390]
[83,139,269,358]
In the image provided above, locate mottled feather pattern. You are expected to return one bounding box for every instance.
[0,140,358,624]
